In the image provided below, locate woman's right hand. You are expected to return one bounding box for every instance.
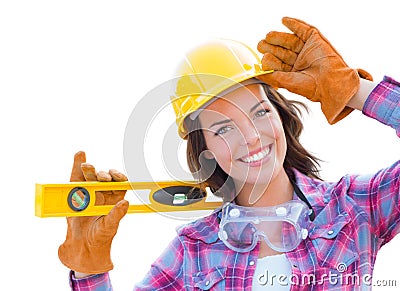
[58,151,129,275]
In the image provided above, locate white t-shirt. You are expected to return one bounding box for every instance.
[252,254,292,290]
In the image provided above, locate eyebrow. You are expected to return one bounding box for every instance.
[209,118,232,129]
[250,100,267,113]
[208,100,267,129]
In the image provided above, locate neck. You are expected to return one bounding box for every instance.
[234,168,293,207]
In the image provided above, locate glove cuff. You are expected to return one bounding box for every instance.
[357,68,373,81]
[323,68,372,124]
[58,241,113,274]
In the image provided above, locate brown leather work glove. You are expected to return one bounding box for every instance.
[257,17,373,124]
[58,151,129,274]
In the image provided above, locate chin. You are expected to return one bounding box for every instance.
[232,166,276,186]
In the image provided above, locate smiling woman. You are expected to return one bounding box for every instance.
[198,83,286,190]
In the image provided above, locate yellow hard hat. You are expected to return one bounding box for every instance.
[170,38,273,139]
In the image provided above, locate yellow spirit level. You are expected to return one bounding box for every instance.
[35,181,222,218]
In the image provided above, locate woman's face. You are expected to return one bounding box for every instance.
[198,83,287,189]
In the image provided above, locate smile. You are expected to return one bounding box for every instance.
[239,144,272,163]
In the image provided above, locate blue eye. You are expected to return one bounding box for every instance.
[254,109,269,118]
[215,126,233,136]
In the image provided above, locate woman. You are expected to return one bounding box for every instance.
[61,17,400,290]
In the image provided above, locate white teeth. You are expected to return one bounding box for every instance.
[242,146,271,163]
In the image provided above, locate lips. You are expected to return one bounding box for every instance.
[239,144,272,163]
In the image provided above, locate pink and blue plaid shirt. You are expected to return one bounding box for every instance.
[70,76,400,290]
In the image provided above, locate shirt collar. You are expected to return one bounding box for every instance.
[177,169,324,244]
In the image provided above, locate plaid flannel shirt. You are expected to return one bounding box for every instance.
[70,76,400,290]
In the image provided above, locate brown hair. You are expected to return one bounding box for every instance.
[185,83,321,199]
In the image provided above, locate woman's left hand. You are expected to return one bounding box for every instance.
[257,17,372,124]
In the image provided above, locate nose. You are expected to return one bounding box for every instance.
[239,118,260,146]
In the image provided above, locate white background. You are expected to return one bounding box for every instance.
[1,0,399,290]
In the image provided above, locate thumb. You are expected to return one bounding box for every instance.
[258,71,315,98]
[282,17,315,42]
[88,200,129,244]
[104,200,129,227]
[70,151,86,182]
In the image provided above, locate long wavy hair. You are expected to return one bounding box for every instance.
[185,83,321,200]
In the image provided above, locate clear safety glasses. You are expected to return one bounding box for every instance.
[218,201,311,253]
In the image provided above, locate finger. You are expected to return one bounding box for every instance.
[259,32,304,54]
[282,17,315,42]
[99,170,127,205]
[81,163,109,205]
[261,53,293,72]
[81,163,97,181]
[70,151,86,182]
[109,169,128,182]
[97,171,112,182]
[108,169,128,203]
[265,32,304,53]
[260,43,298,67]
[257,39,269,53]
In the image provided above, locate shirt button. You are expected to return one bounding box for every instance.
[249,260,255,266]
[205,280,210,286]
[327,230,334,235]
